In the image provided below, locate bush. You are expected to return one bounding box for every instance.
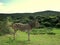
[47,32,56,35]
[0,21,10,36]
[31,28,53,35]
[56,23,60,28]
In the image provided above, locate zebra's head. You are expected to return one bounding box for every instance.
[29,19,40,28]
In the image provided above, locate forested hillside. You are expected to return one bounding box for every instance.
[0,10,60,28]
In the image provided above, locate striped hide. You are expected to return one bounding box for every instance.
[10,20,40,41]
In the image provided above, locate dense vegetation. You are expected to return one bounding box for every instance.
[0,10,60,35]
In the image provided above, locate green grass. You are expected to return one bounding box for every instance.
[0,28,60,45]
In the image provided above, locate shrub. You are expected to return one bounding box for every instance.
[0,21,10,36]
[31,27,53,35]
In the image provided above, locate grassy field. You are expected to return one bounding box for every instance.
[0,28,60,45]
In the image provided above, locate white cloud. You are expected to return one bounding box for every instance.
[0,2,3,5]
[0,0,60,13]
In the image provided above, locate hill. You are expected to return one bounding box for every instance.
[0,10,60,16]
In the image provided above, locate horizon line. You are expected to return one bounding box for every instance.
[0,10,60,14]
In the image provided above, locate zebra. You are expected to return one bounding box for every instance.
[10,19,40,41]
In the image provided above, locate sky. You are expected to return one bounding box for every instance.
[0,0,60,13]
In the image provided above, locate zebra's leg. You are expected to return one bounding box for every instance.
[28,30,30,41]
[13,30,17,40]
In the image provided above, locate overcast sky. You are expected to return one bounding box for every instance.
[0,0,60,13]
